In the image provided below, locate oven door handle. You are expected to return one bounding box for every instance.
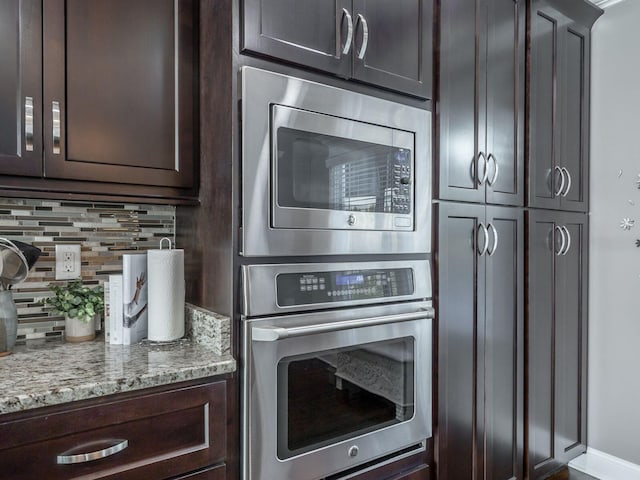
[251,308,435,342]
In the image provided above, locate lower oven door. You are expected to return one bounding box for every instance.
[242,304,433,480]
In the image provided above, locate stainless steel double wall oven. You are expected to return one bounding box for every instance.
[239,67,433,480]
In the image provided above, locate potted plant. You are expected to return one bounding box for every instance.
[47,280,104,343]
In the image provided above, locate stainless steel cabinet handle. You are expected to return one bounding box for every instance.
[57,439,128,465]
[477,152,489,185]
[560,225,571,255]
[355,14,369,60]
[554,225,566,256]
[487,223,498,256]
[477,222,489,256]
[487,153,499,186]
[561,167,572,196]
[341,8,354,55]
[252,308,434,342]
[25,97,34,152]
[554,166,565,197]
[52,101,61,155]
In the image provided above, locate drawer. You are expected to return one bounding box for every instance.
[0,381,226,480]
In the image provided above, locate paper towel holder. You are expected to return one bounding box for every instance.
[159,237,173,250]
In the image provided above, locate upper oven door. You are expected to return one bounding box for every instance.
[272,105,414,231]
[241,67,431,257]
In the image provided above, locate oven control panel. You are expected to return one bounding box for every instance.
[276,267,414,307]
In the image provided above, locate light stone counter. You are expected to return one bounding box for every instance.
[0,305,235,415]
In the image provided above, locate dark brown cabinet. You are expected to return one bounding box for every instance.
[529,0,601,212]
[0,381,227,480]
[0,0,42,177]
[527,210,588,479]
[437,0,525,206]
[436,202,523,480]
[0,0,198,198]
[242,0,432,98]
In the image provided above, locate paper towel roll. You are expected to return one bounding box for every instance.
[147,247,185,341]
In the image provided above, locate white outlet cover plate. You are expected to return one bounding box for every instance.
[55,244,81,280]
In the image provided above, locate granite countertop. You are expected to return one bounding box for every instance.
[0,305,235,415]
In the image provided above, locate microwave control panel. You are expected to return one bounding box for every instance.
[391,149,412,214]
[276,268,414,307]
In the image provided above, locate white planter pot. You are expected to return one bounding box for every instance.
[65,315,96,343]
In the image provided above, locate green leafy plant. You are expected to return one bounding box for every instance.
[47,280,104,323]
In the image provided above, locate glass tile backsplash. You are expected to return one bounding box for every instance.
[0,198,175,342]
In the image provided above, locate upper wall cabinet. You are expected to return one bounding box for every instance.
[529,0,602,212]
[242,0,432,99]
[437,0,525,206]
[0,0,42,177]
[0,0,197,197]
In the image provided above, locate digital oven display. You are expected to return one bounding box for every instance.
[335,274,364,286]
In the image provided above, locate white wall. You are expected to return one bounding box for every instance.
[589,0,640,465]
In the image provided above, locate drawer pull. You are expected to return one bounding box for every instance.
[56,439,128,465]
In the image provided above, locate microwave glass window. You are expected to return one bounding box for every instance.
[276,128,413,214]
[276,337,415,459]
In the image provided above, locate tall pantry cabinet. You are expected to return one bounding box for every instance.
[435,0,525,479]
[435,0,602,478]
[526,1,602,479]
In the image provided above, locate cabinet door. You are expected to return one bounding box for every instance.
[0,0,42,176]
[42,0,195,188]
[436,202,486,480]
[351,0,432,98]
[529,1,562,210]
[484,0,525,206]
[558,23,590,212]
[484,206,523,480]
[527,209,559,479]
[527,210,588,480]
[554,213,588,464]
[242,0,351,78]
[438,0,483,203]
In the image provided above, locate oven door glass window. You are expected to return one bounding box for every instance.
[272,105,415,231]
[276,337,415,460]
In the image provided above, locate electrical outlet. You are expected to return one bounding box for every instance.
[55,244,81,280]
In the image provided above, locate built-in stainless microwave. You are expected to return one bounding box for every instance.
[240,67,432,257]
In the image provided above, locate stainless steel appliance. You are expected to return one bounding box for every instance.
[240,67,432,257]
[241,260,433,480]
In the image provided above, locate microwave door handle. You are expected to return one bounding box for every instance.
[252,308,435,342]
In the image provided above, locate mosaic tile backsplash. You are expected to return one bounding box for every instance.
[0,198,175,342]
